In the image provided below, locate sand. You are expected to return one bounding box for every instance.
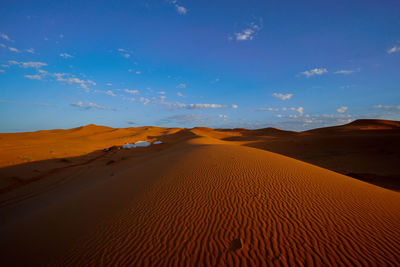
[0,120,400,266]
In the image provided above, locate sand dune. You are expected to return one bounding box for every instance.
[1,121,400,266]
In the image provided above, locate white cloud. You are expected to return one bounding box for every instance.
[88,102,106,109]
[387,45,400,54]
[124,89,139,95]
[70,101,84,108]
[176,5,187,14]
[233,20,262,41]
[55,73,95,91]
[21,61,47,68]
[161,100,237,110]
[117,48,132,58]
[336,106,348,113]
[158,91,166,95]
[0,33,12,42]
[140,97,150,105]
[177,92,184,97]
[334,70,354,75]
[26,48,35,54]
[105,90,116,96]
[291,106,304,115]
[106,83,112,86]
[257,106,303,115]
[176,83,186,89]
[60,53,73,58]
[218,114,228,120]
[8,47,19,53]
[158,114,205,126]
[0,43,6,48]
[0,70,4,73]
[373,104,400,111]
[300,68,328,77]
[235,29,255,41]
[257,107,280,112]
[339,85,353,89]
[170,0,187,15]
[8,60,47,68]
[136,71,141,74]
[24,74,42,80]
[272,93,293,100]
[70,101,107,110]
[59,34,64,38]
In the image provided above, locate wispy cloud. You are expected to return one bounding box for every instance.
[35,103,55,107]
[117,48,132,58]
[70,101,107,110]
[0,33,12,42]
[26,48,35,54]
[24,74,42,80]
[161,99,238,110]
[169,0,187,15]
[140,97,150,105]
[177,92,184,97]
[336,106,348,113]
[300,68,328,77]
[387,45,400,54]
[124,89,139,95]
[105,90,116,96]
[373,104,400,111]
[55,73,96,91]
[218,114,228,120]
[334,70,354,75]
[158,114,206,126]
[232,20,262,41]
[257,107,280,112]
[94,90,116,96]
[8,60,47,68]
[272,93,293,100]
[257,106,304,115]
[176,83,186,89]
[8,47,19,53]
[60,53,74,58]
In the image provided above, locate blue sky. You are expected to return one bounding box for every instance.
[1,0,399,132]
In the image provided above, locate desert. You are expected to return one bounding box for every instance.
[1,119,400,266]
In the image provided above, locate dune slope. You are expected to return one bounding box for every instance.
[1,131,399,266]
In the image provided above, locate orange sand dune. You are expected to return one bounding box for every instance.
[0,121,400,266]
[194,119,400,190]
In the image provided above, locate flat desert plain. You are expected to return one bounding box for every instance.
[0,119,400,266]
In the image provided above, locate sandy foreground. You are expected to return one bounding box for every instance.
[0,120,400,266]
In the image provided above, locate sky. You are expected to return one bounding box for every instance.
[0,0,400,132]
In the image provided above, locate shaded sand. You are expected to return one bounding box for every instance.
[0,125,400,266]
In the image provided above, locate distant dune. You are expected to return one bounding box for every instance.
[0,119,400,266]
